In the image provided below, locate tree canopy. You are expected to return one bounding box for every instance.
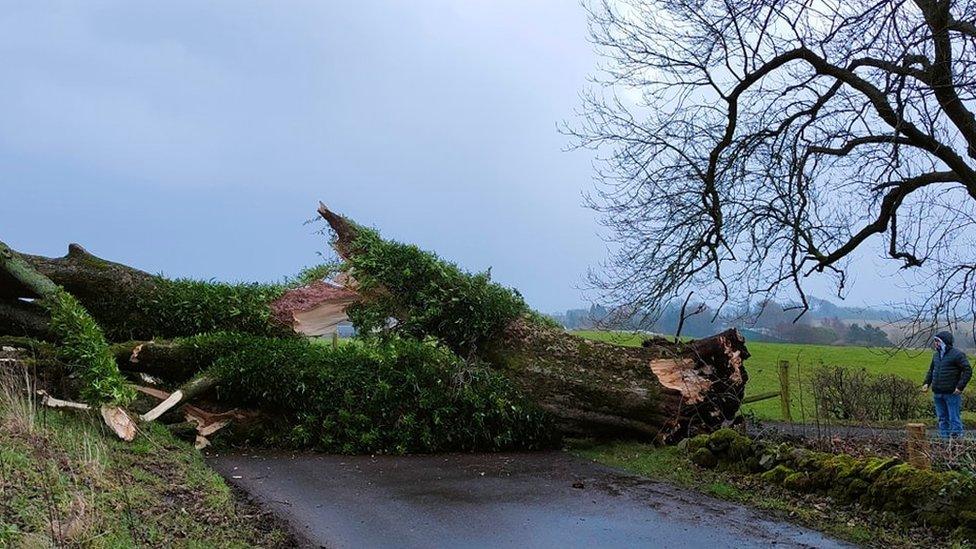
[571,0,976,343]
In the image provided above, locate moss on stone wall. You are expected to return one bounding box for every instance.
[682,429,976,541]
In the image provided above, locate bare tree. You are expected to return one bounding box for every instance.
[569,0,976,344]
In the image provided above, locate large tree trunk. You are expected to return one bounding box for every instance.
[0,243,356,340]
[483,318,748,441]
[316,203,750,442]
[0,243,156,301]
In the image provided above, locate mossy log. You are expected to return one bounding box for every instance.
[317,203,750,442]
[482,317,748,440]
[0,243,155,301]
[0,241,135,406]
[0,243,356,340]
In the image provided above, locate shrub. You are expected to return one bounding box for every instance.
[342,225,534,355]
[809,365,923,421]
[963,389,976,413]
[209,336,557,453]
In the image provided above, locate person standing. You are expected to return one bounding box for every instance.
[922,331,972,438]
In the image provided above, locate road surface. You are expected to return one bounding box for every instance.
[210,451,849,549]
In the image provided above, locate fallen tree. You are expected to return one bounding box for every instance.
[316,204,750,441]
[0,202,751,445]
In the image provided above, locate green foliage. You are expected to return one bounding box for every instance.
[525,309,564,330]
[209,335,557,453]
[90,277,288,341]
[343,226,532,354]
[44,289,134,405]
[288,262,342,287]
[144,278,286,337]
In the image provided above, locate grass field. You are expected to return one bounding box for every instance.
[574,330,937,421]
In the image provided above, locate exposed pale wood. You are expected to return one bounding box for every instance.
[140,373,217,422]
[100,406,137,441]
[142,390,185,422]
[907,423,931,469]
[270,281,359,337]
[134,385,170,400]
[37,390,90,410]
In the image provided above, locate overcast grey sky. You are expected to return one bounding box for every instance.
[0,1,902,312]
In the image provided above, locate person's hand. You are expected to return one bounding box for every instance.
[921,384,929,392]
[955,388,963,395]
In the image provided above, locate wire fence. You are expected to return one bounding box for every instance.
[736,358,976,475]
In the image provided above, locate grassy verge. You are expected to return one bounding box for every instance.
[570,440,966,548]
[0,369,291,548]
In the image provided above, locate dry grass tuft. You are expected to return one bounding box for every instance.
[0,359,37,434]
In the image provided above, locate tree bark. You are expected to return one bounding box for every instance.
[317,203,750,442]
[481,318,748,441]
[0,299,53,340]
[0,243,156,301]
[109,339,206,381]
[0,243,355,340]
[141,372,218,422]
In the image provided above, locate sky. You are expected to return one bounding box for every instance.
[0,1,901,313]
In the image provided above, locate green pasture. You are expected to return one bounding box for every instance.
[574,330,934,421]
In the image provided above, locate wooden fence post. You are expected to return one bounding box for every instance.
[906,423,931,469]
[778,360,792,422]
[332,331,339,349]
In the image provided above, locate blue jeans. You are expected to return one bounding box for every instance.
[933,393,964,439]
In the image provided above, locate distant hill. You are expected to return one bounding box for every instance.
[805,296,897,322]
[548,297,898,347]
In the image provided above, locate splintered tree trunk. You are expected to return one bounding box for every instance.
[483,318,748,441]
[316,203,750,442]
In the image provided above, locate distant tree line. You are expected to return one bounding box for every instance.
[550,298,892,347]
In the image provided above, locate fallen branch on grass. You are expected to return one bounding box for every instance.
[36,389,137,441]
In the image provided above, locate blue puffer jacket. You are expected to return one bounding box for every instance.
[924,331,973,394]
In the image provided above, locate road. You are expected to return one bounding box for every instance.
[209,451,849,549]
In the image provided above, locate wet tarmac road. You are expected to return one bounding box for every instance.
[209,451,849,549]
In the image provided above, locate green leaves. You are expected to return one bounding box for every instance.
[344,228,530,354]
[207,336,557,454]
[44,289,135,405]
[88,278,289,341]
